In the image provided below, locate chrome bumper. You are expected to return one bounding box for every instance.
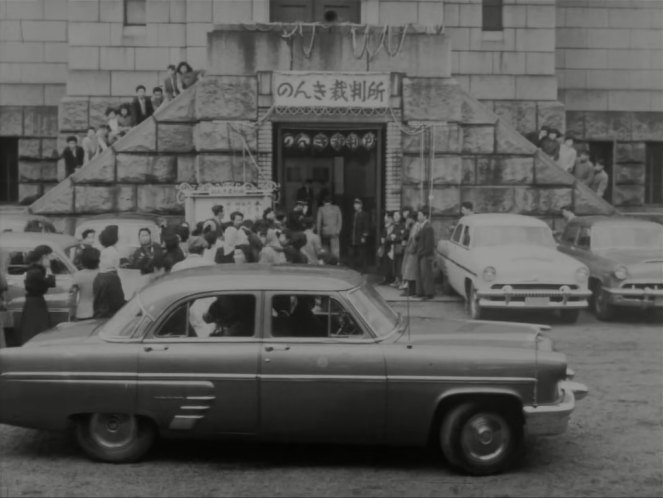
[524,381,588,436]
[477,288,591,310]
[605,286,663,308]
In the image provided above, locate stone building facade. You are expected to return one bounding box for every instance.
[0,0,660,235]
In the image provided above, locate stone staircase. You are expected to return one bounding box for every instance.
[30,74,617,234]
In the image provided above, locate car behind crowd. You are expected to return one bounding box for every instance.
[557,216,663,320]
[73,214,163,264]
[0,212,57,234]
[0,264,587,476]
[436,214,591,323]
[0,232,79,345]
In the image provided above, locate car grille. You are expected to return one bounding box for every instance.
[490,284,579,290]
[621,283,663,290]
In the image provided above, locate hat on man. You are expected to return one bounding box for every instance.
[296,200,307,206]
[187,235,208,253]
[353,198,363,205]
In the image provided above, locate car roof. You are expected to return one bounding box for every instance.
[0,213,54,228]
[459,213,547,228]
[76,214,161,227]
[141,264,364,307]
[0,232,79,249]
[570,216,661,228]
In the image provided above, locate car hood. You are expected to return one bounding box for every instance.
[23,319,104,347]
[594,248,663,266]
[472,246,582,281]
[403,319,551,351]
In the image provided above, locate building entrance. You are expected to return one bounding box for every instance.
[274,124,384,266]
[0,138,18,204]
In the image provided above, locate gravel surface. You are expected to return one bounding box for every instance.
[0,301,661,498]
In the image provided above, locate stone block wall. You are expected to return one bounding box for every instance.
[556,0,663,113]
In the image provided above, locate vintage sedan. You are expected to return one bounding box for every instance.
[0,265,588,475]
[0,212,57,233]
[557,216,663,320]
[436,214,591,322]
[0,232,79,338]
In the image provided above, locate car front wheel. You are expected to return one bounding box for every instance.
[440,403,522,476]
[467,283,485,320]
[75,413,156,463]
[558,309,580,324]
[593,286,615,321]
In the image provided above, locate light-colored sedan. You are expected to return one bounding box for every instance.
[436,214,591,322]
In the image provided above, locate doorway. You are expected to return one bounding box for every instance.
[645,142,663,205]
[0,138,19,203]
[274,124,384,265]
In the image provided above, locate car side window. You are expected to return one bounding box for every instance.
[50,255,71,275]
[561,224,579,245]
[270,294,365,339]
[461,226,471,247]
[451,224,463,244]
[577,227,591,249]
[153,294,256,339]
[7,250,28,275]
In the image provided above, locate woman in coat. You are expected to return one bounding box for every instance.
[19,245,56,345]
[400,212,420,297]
[93,248,126,319]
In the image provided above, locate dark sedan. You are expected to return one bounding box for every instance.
[0,265,587,475]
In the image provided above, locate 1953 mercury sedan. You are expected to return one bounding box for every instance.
[0,265,588,475]
[557,216,663,320]
[436,214,591,323]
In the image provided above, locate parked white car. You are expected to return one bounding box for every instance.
[435,214,591,323]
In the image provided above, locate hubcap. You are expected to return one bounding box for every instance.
[460,413,510,463]
[89,414,137,449]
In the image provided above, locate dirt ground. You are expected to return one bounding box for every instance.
[0,301,661,498]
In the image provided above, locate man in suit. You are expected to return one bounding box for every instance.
[61,135,85,177]
[163,64,180,100]
[130,85,154,125]
[296,179,314,214]
[415,208,435,300]
[350,198,370,274]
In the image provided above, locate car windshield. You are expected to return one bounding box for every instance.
[345,284,400,338]
[472,226,555,248]
[99,294,152,340]
[592,225,663,251]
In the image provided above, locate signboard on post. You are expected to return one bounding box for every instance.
[176,182,279,226]
[273,72,390,108]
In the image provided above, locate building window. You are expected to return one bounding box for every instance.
[125,0,146,26]
[645,143,663,204]
[270,0,360,23]
[482,0,503,31]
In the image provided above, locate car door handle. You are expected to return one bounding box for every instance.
[264,346,290,352]
[143,346,169,352]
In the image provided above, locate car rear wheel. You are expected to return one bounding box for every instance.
[440,403,521,476]
[593,286,614,321]
[467,283,485,320]
[75,413,156,463]
[558,309,580,324]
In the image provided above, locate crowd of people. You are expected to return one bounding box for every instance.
[527,126,610,199]
[60,61,202,177]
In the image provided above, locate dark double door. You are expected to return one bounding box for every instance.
[0,138,18,203]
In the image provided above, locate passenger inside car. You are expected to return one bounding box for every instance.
[204,295,254,337]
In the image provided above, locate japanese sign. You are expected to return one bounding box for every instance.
[273,72,390,108]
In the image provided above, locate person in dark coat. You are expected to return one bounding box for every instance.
[286,202,306,232]
[61,136,85,177]
[350,198,370,274]
[19,245,56,345]
[295,179,314,214]
[93,248,126,319]
[130,84,154,125]
[162,230,185,272]
[415,209,435,300]
[129,228,163,275]
[282,230,308,264]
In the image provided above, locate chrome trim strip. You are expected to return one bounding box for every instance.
[388,375,535,383]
